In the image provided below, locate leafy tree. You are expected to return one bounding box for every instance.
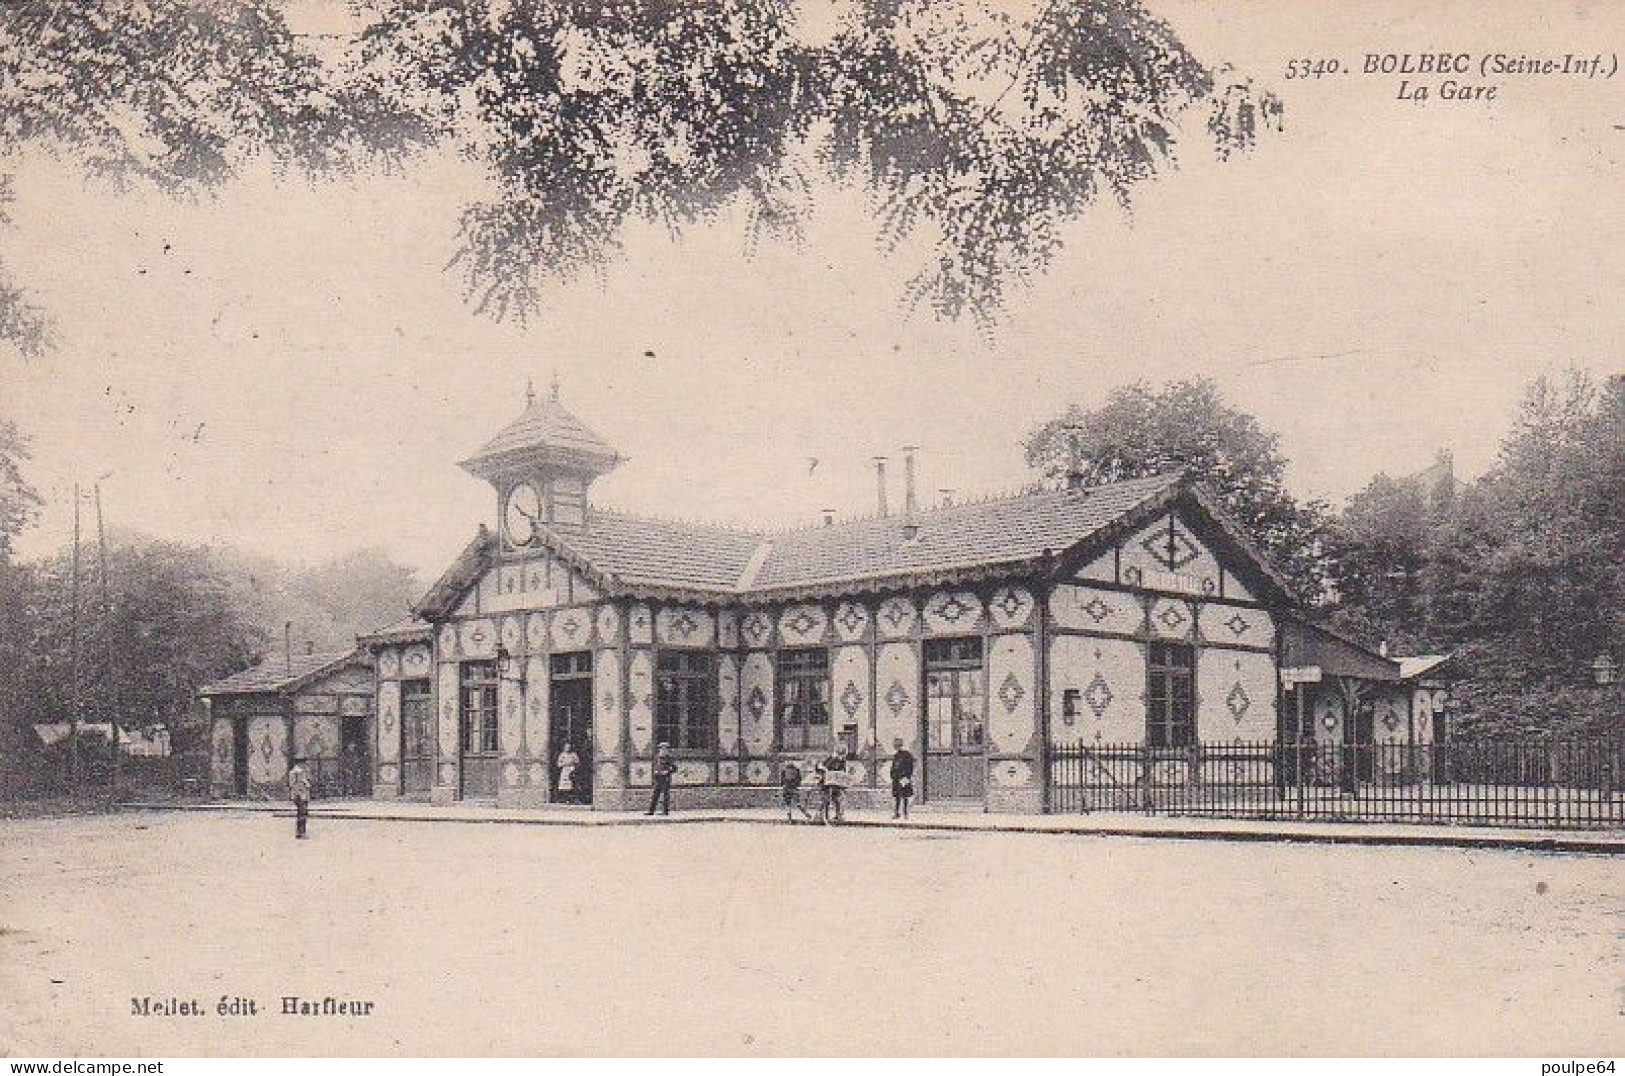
[1324,370,1624,739]
[214,546,421,654]
[0,533,420,796]
[0,415,41,562]
[0,0,1278,352]
[1025,378,1330,602]
[1452,372,1623,682]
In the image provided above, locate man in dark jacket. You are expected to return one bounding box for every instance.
[817,743,850,824]
[890,737,915,819]
[646,742,676,816]
[287,757,312,839]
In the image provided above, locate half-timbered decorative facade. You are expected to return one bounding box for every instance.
[201,649,375,800]
[354,385,1311,813]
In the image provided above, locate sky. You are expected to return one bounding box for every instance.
[1,0,1620,582]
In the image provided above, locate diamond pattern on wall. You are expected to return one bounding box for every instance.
[1226,682,1251,721]
[785,608,821,638]
[671,611,698,639]
[1083,674,1114,718]
[1141,525,1202,570]
[259,732,275,762]
[1082,596,1113,623]
[885,681,910,716]
[997,672,1026,714]
[933,593,975,624]
[1381,708,1401,733]
[746,686,768,722]
[840,681,863,719]
[743,613,770,646]
[837,603,867,637]
[1226,612,1250,637]
[1157,604,1189,631]
[994,588,1028,621]
[881,600,913,632]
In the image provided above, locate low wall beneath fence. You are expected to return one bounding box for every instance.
[1046,739,1625,829]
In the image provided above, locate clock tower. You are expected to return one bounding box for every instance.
[458,377,621,552]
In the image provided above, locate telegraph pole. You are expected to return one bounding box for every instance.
[96,483,121,803]
[68,483,82,795]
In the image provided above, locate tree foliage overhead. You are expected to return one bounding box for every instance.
[1025,378,1330,602]
[0,0,1280,354]
[0,0,428,354]
[362,0,1279,327]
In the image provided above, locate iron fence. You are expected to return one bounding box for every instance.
[1046,739,1624,829]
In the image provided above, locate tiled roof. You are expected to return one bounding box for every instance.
[417,472,1293,611]
[357,614,433,645]
[1280,618,1400,682]
[459,393,619,477]
[199,649,367,697]
[753,474,1181,592]
[553,511,766,591]
[1398,655,1452,681]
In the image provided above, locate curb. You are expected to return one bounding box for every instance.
[116,801,1625,855]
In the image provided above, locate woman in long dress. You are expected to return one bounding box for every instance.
[555,741,580,803]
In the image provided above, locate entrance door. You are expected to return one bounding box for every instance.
[340,715,371,797]
[549,652,594,804]
[459,660,500,799]
[1345,697,1376,786]
[924,637,986,801]
[231,716,249,796]
[400,678,434,795]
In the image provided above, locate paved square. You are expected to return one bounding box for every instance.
[1,811,1620,1055]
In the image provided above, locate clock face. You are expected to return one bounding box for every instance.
[504,482,542,546]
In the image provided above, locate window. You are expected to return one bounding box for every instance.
[925,637,985,750]
[1147,642,1196,748]
[777,648,831,751]
[401,679,433,760]
[550,651,593,680]
[460,660,499,755]
[656,651,715,751]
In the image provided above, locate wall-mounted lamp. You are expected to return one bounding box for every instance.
[1591,653,1619,687]
[497,645,523,682]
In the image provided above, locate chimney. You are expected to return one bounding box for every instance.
[1379,640,1390,658]
[873,457,889,517]
[822,509,835,527]
[901,446,920,541]
[1064,421,1086,491]
[902,446,919,516]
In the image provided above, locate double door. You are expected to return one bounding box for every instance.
[924,639,986,801]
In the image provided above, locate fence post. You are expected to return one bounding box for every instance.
[1296,740,1306,818]
[1139,743,1152,812]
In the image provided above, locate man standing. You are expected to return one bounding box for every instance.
[818,742,850,824]
[890,736,915,819]
[646,742,676,816]
[287,757,312,839]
